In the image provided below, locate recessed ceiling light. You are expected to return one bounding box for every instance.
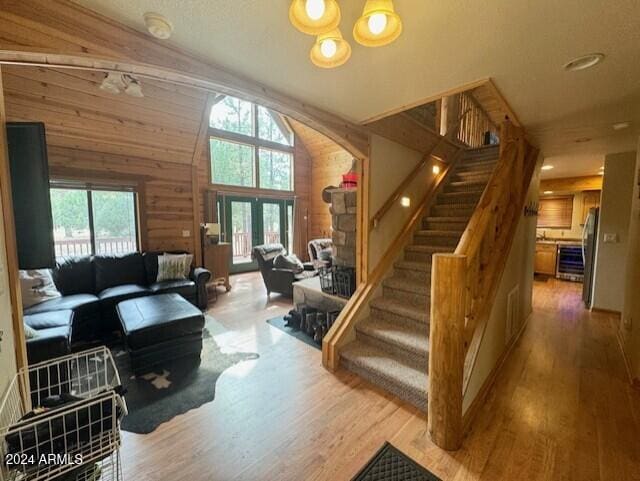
[541,165,554,171]
[544,191,554,195]
[575,137,592,143]
[563,53,605,72]
[612,122,630,131]
[144,12,173,39]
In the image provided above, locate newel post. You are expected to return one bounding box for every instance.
[428,253,467,450]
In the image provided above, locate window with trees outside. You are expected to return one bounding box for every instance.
[50,185,139,259]
[209,96,294,191]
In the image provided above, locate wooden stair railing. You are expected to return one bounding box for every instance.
[370,110,471,230]
[427,120,539,450]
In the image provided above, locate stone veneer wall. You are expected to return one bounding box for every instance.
[330,188,357,267]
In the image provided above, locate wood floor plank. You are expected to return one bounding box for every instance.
[119,275,640,480]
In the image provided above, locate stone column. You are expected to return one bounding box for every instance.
[329,188,357,268]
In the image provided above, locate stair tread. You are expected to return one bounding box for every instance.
[416,229,463,236]
[456,165,495,173]
[433,202,476,208]
[383,275,429,294]
[394,260,431,271]
[424,216,469,222]
[440,190,483,197]
[448,179,488,188]
[358,317,429,357]
[405,244,454,253]
[341,341,428,399]
[370,296,429,323]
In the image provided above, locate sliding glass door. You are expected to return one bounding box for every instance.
[221,196,294,273]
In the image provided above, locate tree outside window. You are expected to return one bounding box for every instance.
[209,96,294,192]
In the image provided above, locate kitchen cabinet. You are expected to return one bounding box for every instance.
[581,190,601,225]
[535,242,558,276]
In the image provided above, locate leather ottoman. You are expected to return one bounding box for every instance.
[116,293,205,374]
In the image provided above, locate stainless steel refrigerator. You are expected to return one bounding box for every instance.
[582,207,599,307]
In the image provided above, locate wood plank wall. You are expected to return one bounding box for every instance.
[289,119,353,240]
[3,65,313,259]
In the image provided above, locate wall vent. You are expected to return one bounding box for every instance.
[506,285,520,346]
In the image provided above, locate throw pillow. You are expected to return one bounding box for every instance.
[19,269,61,309]
[273,254,304,274]
[156,253,193,282]
[23,324,38,340]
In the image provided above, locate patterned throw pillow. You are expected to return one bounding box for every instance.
[156,254,193,282]
[19,269,61,309]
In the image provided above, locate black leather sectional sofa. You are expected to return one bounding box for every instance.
[24,252,211,363]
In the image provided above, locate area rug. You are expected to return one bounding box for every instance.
[266,316,321,350]
[114,316,259,434]
[351,442,442,481]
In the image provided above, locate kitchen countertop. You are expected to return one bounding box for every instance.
[537,239,582,245]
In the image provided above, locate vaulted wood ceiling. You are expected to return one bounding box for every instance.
[4,66,207,164]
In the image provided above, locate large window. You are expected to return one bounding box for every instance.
[209,96,294,191]
[50,185,139,258]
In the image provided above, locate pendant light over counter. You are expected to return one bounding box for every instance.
[289,0,402,69]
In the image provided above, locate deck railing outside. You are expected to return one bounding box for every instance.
[54,237,137,258]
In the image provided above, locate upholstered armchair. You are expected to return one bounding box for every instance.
[252,244,314,298]
[308,238,333,268]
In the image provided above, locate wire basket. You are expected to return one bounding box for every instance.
[0,347,127,481]
[51,450,122,481]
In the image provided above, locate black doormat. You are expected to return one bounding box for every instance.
[266,316,321,350]
[114,316,259,434]
[352,442,442,481]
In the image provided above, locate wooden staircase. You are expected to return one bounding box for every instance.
[340,145,500,410]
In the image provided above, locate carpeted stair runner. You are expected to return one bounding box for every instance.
[340,145,499,411]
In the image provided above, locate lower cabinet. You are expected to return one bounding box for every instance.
[535,243,558,276]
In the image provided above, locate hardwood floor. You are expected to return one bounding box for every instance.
[120,274,640,481]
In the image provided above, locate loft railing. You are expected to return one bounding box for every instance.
[427,121,539,450]
[455,92,499,148]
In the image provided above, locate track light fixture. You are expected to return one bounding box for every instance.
[100,73,144,97]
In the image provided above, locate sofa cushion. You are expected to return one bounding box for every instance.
[98,284,151,303]
[94,253,146,292]
[24,310,74,330]
[149,279,196,298]
[117,293,205,351]
[53,256,95,295]
[23,294,100,316]
[26,325,72,364]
